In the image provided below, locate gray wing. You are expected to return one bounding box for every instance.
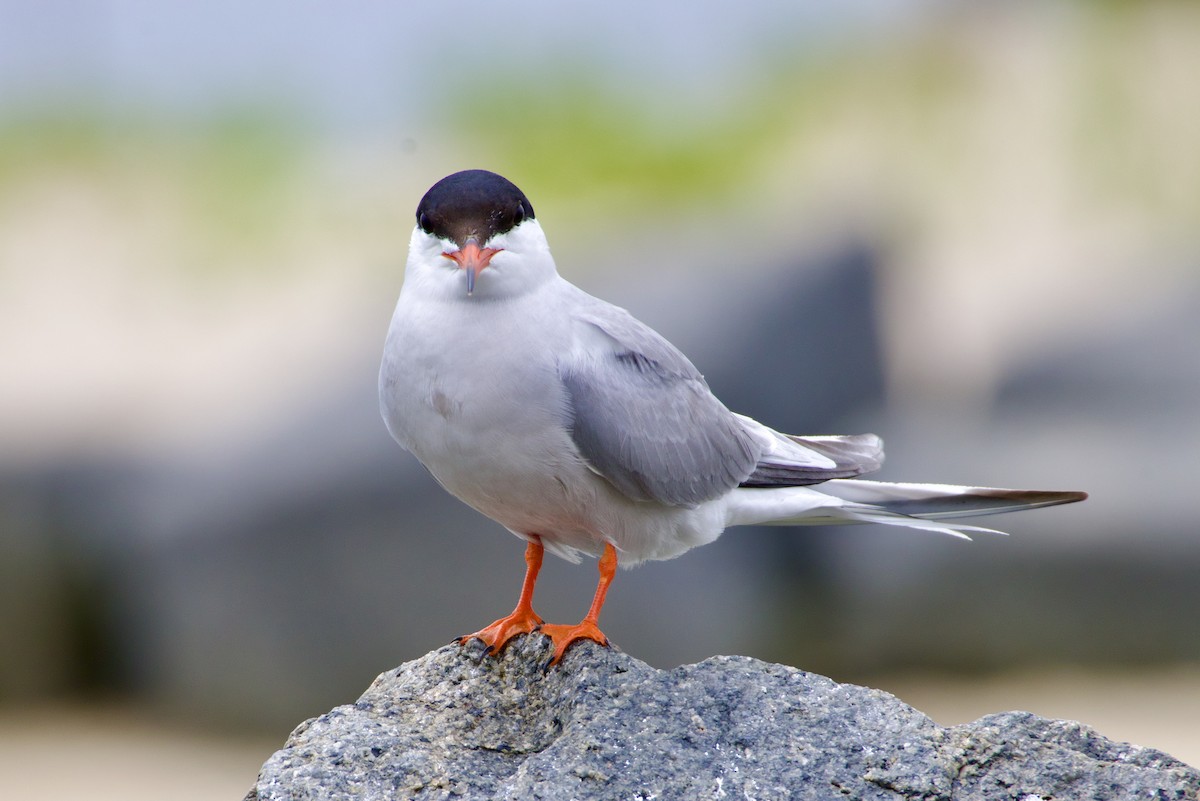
[559,303,761,508]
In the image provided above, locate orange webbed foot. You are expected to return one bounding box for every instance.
[457,539,546,655]
[539,619,609,667]
[456,606,544,655]
[538,543,619,668]
[459,540,618,668]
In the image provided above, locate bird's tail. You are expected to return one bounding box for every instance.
[729,479,1087,539]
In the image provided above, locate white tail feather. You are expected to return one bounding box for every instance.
[726,480,1086,538]
[819,480,1088,520]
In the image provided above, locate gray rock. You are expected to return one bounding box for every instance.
[247,636,1199,801]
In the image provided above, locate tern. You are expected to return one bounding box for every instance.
[379,169,1086,665]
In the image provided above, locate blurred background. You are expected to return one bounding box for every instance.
[2,0,1199,796]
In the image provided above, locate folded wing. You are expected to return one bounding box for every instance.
[559,304,760,507]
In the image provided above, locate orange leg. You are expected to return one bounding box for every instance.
[457,539,546,654]
[540,542,618,666]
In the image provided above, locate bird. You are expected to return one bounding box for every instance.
[379,169,1086,666]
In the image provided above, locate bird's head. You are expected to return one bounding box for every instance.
[406,170,555,300]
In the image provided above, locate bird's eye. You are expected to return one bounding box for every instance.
[513,205,525,225]
[418,212,431,232]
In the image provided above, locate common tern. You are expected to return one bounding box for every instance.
[379,169,1086,665]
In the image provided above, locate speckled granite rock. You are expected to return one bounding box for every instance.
[246,636,1199,800]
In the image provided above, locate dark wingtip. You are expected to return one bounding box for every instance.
[975,488,1089,510]
[1008,489,1088,504]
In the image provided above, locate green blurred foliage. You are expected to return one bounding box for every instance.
[445,70,791,219]
[1070,4,1200,226]
[177,109,309,255]
[443,1,1200,246]
[0,106,309,275]
[0,1,1195,278]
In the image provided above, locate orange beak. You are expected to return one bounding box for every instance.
[443,239,502,295]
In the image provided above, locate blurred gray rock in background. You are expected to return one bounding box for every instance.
[807,277,1200,676]
[0,242,883,726]
[4,244,1200,732]
[248,637,1200,800]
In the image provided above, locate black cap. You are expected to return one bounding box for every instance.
[415,170,535,246]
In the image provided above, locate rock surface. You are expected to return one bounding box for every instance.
[247,636,1200,801]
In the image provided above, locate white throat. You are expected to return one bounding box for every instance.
[402,219,559,303]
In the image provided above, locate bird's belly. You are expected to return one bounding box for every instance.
[424,428,617,558]
[423,427,730,565]
[380,309,730,563]
[383,350,607,550]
